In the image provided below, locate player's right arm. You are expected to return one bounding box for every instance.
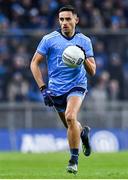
[30,52,46,89]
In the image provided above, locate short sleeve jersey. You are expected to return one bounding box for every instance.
[36,30,94,96]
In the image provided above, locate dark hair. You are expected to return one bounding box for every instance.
[59,5,77,15]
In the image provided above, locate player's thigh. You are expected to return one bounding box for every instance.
[65,96,83,120]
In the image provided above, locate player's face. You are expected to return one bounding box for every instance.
[59,11,79,37]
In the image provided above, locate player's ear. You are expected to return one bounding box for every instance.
[75,15,79,24]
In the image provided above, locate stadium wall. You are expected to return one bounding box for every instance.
[0,128,128,152]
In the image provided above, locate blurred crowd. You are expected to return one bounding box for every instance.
[0,0,128,103]
[1,0,128,31]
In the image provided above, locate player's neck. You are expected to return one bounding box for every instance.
[61,30,75,38]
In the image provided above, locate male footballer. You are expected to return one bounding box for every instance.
[30,5,96,174]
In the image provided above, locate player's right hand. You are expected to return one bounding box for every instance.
[42,89,54,106]
[40,85,54,106]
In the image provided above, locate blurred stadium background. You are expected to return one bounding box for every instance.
[0,0,128,153]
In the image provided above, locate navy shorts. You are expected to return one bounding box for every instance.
[51,87,87,112]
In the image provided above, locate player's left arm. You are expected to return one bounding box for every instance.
[84,57,96,76]
[83,37,96,76]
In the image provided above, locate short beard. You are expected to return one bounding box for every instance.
[62,29,74,37]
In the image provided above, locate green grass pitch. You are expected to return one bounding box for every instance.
[0,151,128,179]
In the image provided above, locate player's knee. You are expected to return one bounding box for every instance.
[78,121,82,131]
[65,111,76,126]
